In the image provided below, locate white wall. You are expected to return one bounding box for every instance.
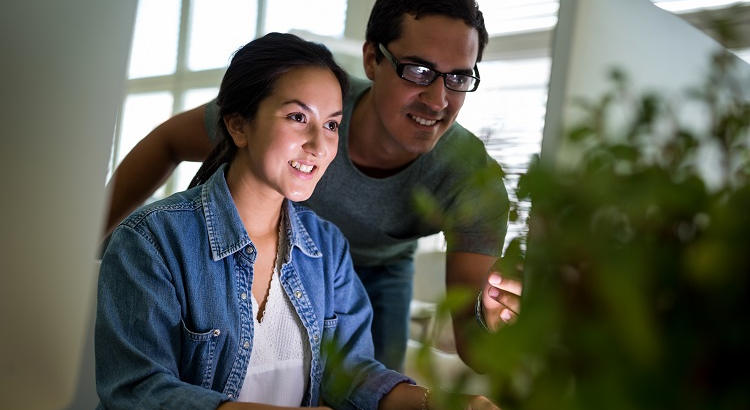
[0,1,136,408]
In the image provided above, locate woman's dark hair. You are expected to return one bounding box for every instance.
[366,0,489,63]
[188,32,348,188]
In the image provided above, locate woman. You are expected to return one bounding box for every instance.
[97,33,497,410]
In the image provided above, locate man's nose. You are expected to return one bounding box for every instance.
[419,77,449,112]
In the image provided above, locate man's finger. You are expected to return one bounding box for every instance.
[488,273,522,296]
[487,288,521,314]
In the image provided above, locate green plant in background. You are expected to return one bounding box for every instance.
[415,40,750,410]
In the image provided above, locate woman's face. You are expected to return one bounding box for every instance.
[227,66,343,203]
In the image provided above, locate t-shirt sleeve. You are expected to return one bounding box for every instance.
[203,97,221,145]
[445,154,509,257]
[435,135,509,257]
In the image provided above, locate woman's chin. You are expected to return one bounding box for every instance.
[285,189,314,203]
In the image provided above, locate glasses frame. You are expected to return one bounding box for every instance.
[377,43,480,92]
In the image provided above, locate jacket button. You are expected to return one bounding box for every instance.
[313,334,319,341]
[243,340,250,349]
[213,329,221,337]
[240,292,247,300]
[294,290,302,298]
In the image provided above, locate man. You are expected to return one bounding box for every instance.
[105,0,522,372]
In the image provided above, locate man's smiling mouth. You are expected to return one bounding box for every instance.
[408,113,438,127]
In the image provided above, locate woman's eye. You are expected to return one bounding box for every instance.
[287,112,306,123]
[324,121,339,131]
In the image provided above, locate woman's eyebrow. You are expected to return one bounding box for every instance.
[283,99,343,118]
[282,99,312,112]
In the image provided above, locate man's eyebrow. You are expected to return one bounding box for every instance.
[400,55,474,75]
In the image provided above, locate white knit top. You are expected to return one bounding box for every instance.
[238,211,311,405]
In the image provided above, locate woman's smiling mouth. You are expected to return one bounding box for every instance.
[289,160,315,173]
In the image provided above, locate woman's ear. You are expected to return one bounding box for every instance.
[223,113,250,148]
[362,42,377,81]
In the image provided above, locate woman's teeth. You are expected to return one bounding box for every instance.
[290,160,313,173]
[409,114,437,126]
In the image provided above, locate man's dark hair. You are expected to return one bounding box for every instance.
[366,0,489,63]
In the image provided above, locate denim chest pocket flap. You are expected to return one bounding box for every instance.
[179,319,222,388]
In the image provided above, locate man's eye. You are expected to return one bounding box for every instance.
[448,75,468,85]
[288,112,306,122]
[324,120,339,131]
[405,65,433,80]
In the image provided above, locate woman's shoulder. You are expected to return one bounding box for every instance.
[120,186,204,233]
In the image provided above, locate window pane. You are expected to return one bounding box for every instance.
[478,0,559,35]
[174,161,203,192]
[458,58,551,245]
[116,92,174,166]
[264,0,347,37]
[171,88,220,192]
[188,0,257,71]
[128,0,180,78]
[181,87,219,111]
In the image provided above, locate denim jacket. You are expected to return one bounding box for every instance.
[96,165,410,410]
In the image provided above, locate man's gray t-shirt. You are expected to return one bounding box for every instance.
[205,75,508,267]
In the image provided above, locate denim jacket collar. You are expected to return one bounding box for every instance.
[201,164,322,261]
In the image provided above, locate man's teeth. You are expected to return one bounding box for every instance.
[290,160,314,173]
[410,114,438,126]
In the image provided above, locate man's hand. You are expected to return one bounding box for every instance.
[463,394,501,410]
[481,273,522,331]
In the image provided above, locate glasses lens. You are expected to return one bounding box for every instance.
[401,64,435,85]
[445,74,476,92]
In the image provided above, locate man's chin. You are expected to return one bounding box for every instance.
[405,134,442,154]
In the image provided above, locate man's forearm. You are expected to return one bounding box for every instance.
[445,252,498,371]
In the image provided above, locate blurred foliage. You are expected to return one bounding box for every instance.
[417,41,750,410]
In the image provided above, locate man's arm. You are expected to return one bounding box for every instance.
[445,251,522,371]
[103,104,213,235]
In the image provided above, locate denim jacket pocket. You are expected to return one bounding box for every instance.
[180,319,221,389]
[322,315,338,340]
[319,314,338,375]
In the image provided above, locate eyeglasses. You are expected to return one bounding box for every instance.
[378,43,480,92]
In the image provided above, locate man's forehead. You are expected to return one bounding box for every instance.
[390,14,480,68]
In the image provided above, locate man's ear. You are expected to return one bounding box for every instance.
[362,41,378,81]
[223,113,250,148]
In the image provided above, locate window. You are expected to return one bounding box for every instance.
[479,0,559,35]
[187,0,258,71]
[265,0,347,37]
[458,58,551,246]
[127,0,180,79]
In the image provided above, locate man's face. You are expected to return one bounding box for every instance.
[364,14,480,156]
